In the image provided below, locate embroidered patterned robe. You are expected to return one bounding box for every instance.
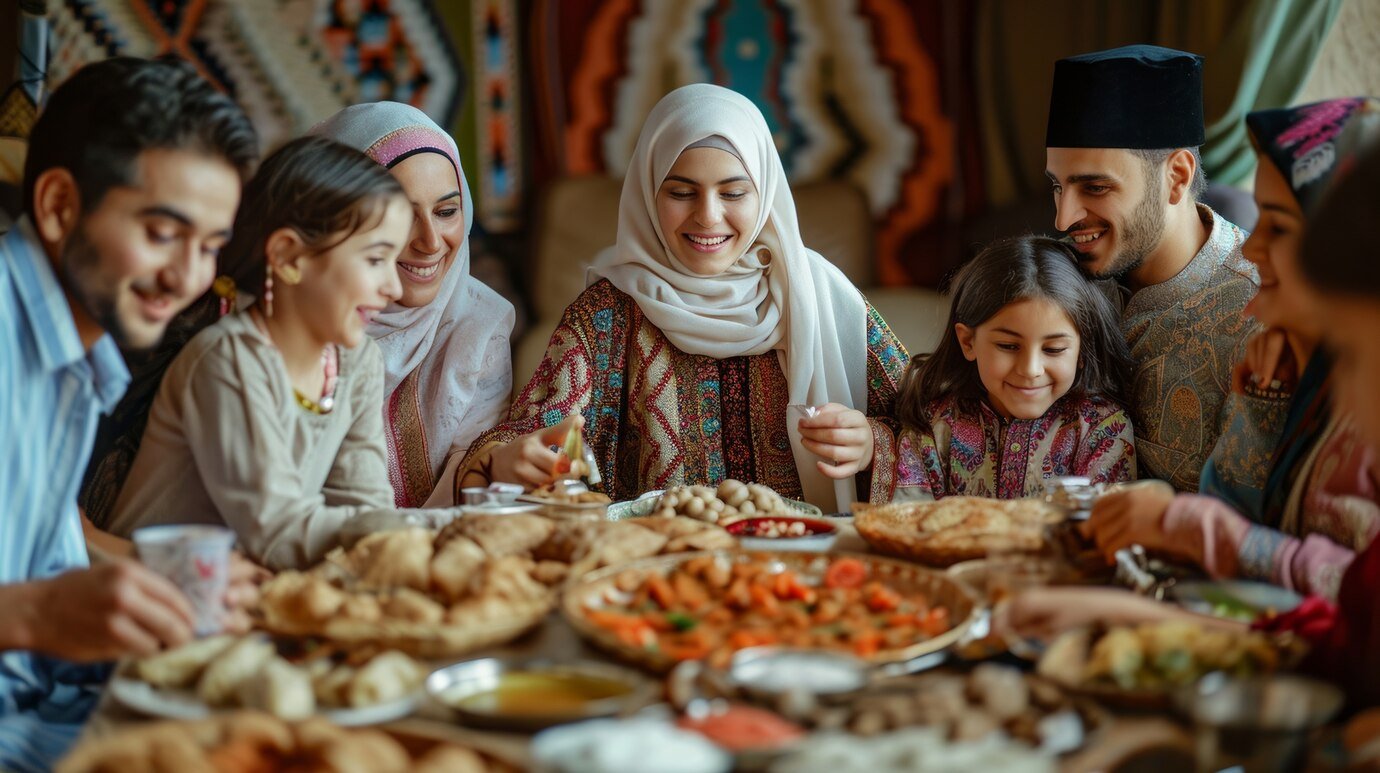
[887,394,1136,500]
[1116,205,1257,492]
[459,280,908,504]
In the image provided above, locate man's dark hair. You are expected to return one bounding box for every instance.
[1130,147,1208,202]
[23,56,258,215]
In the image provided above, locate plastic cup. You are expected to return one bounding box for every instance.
[132,525,235,637]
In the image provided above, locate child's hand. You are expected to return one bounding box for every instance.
[797,403,873,479]
[1082,480,1181,563]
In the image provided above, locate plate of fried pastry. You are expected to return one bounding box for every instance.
[255,509,737,658]
[111,633,426,726]
[853,496,1057,567]
[58,711,516,773]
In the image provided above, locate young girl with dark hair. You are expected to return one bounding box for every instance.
[882,235,1136,500]
[104,136,439,571]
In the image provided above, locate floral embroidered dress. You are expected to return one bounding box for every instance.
[458,280,908,504]
[886,394,1136,501]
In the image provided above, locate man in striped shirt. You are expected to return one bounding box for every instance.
[0,58,256,770]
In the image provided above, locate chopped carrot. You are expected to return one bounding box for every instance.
[853,629,883,658]
[726,578,752,610]
[647,574,677,610]
[919,606,950,637]
[585,608,646,631]
[615,623,656,649]
[823,557,868,590]
[863,582,902,613]
[749,583,781,617]
[672,572,710,611]
[885,613,917,628]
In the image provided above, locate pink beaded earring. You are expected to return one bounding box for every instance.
[264,271,274,318]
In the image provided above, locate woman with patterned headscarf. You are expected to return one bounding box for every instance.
[455,84,909,511]
[1083,98,1380,599]
[312,103,515,507]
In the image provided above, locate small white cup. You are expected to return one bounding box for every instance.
[133,525,235,637]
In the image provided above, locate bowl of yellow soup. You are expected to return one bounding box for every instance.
[426,658,655,731]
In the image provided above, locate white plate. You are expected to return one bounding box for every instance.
[108,677,421,727]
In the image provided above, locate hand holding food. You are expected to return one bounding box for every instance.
[478,414,585,490]
[797,403,874,478]
[1084,480,1180,563]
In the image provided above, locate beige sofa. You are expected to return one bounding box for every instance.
[514,176,952,388]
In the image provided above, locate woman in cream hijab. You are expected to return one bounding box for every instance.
[458,84,908,511]
[313,102,515,507]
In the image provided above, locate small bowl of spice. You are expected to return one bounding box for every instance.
[725,516,838,552]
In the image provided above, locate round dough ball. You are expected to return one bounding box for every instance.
[707,498,725,512]
[685,497,706,517]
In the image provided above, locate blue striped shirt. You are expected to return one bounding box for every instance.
[0,218,129,772]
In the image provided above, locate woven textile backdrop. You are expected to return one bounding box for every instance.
[526,0,987,287]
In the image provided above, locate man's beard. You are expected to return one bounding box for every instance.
[57,225,152,350]
[1095,173,1167,282]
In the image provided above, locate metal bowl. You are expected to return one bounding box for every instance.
[425,657,655,732]
[1175,673,1344,771]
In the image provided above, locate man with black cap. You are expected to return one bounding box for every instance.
[1046,44,1257,492]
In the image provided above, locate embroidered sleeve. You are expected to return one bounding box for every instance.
[863,302,910,418]
[455,310,597,490]
[1199,391,1289,517]
[867,417,897,503]
[1079,405,1137,484]
[891,430,942,501]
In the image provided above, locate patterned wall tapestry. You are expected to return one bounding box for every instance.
[39,0,465,162]
[528,0,986,286]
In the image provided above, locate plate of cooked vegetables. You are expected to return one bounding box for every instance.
[1035,620,1298,709]
[563,551,979,673]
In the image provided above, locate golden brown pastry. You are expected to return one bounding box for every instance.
[196,636,275,705]
[532,560,570,586]
[437,513,554,557]
[314,727,411,773]
[429,535,488,602]
[382,588,446,624]
[533,519,613,563]
[470,556,551,604]
[132,634,237,689]
[665,527,737,553]
[345,651,424,707]
[338,593,383,623]
[259,572,347,629]
[574,522,667,570]
[235,656,315,720]
[350,528,435,592]
[412,745,490,773]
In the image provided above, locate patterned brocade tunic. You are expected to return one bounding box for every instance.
[459,280,909,503]
[889,394,1137,500]
[1117,205,1256,492]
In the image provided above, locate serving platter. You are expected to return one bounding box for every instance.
[107,669,421,727]
[607,491,823,521]
[562,550,980,674]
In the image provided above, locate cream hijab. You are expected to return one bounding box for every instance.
[589,84,868,511]
[312,102,514,505]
